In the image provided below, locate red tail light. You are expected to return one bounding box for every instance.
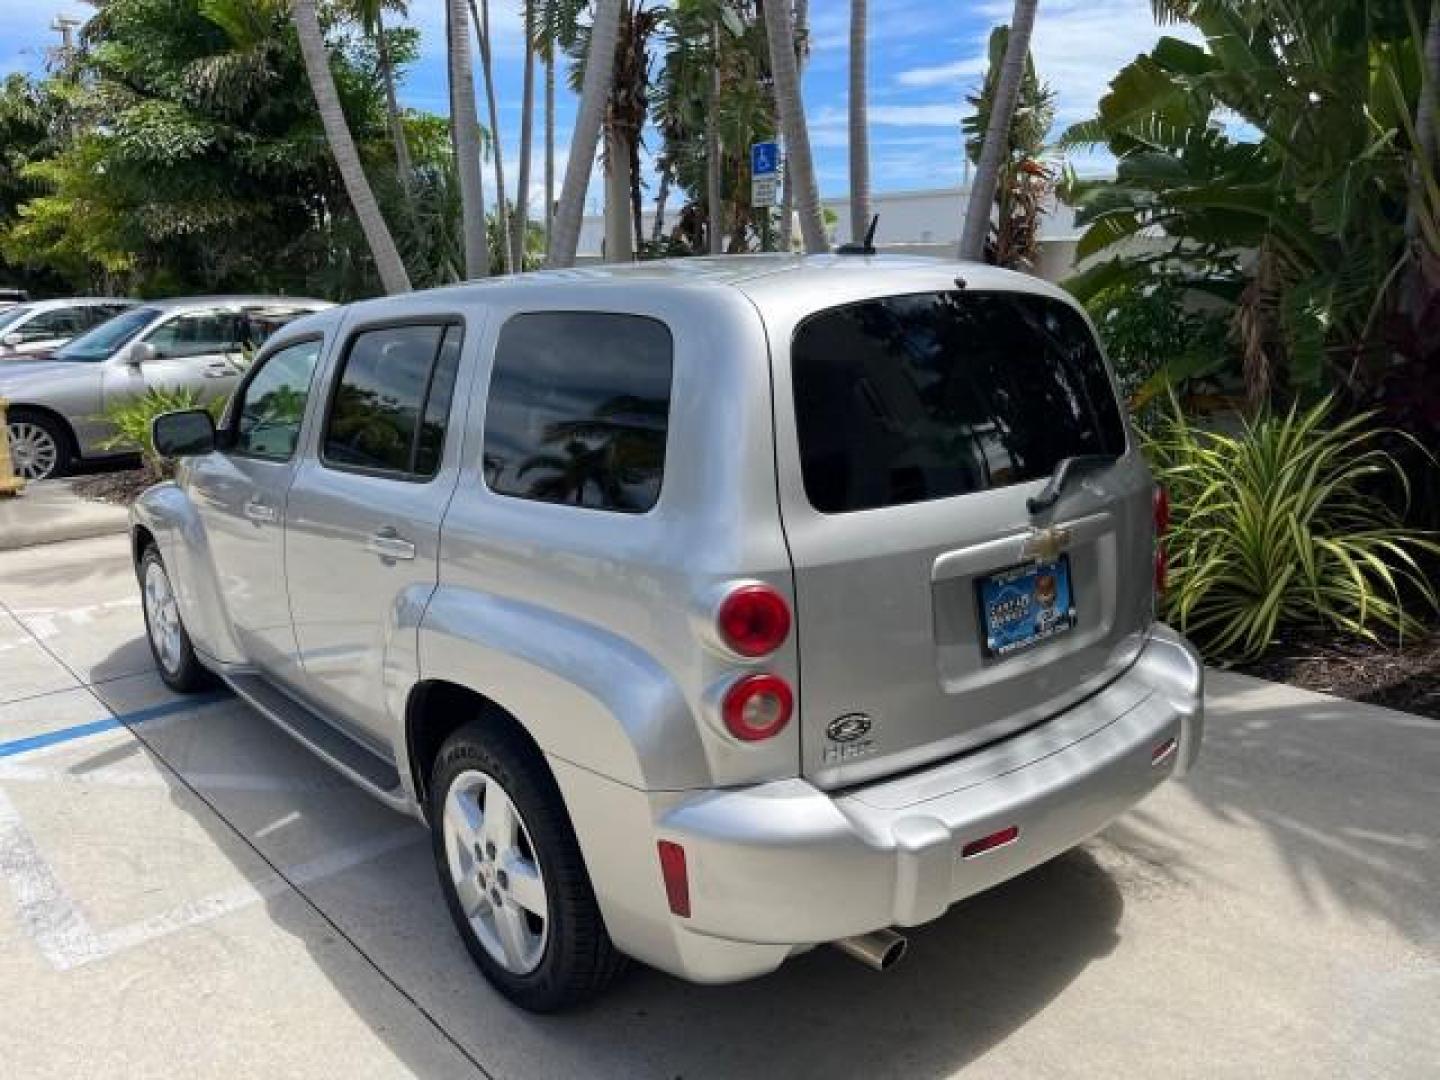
[1153,486,1170,596]
[717,584,791,657]
[721,673,793,741]
[656,841,690,917]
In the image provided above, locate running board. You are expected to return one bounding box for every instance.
[223,671,405,803]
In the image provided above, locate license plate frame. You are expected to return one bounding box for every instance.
[976,555,1078,659]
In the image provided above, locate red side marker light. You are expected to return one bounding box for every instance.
[1151,737,1178,767]
[657,840,691,917]
[961,825,1020,859]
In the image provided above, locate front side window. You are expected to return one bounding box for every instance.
[483,312,673,513]
[322,323,462,478]
[232,339,322,461]
[791,291,1127,514]
[12,308,83,342]
[145,310,243,358]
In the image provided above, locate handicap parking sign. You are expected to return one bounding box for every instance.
[751,141,779,177]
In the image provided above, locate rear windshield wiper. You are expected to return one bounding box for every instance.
[1026,454,1119,515]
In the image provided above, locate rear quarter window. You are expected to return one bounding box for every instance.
[791,290,1126,514]
[482,312,673,513]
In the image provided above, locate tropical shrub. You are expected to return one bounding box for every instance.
[1143,394,1438,661]
[1088,277,1234,404]
[98,388,227,480]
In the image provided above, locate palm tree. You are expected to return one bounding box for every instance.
[707,18,723,254]
[447,0,489,277]
[959,0,1038,262]
[512,0,537,271]
[847,0,869,244]
[548,0,623,267]
[471,0,512,273]
[351,0,414,201]
[780,0,808,252]
[762,0,825,252]
[290,0,411,293]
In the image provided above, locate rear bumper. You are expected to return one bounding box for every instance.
[556,624,1203,984]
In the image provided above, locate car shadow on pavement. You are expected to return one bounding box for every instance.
[89,664,1127,1079]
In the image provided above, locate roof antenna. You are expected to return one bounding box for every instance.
[837,214,880,256]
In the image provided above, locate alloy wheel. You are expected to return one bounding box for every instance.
[7,421,59,481]
[142,559,183,675]
[441,768,550,975]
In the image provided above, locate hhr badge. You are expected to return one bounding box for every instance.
[823,713,875,764]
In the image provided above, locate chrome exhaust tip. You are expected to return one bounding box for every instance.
[831,929,908,972]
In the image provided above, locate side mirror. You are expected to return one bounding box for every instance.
[127,341,157,366]
[152,409,216,458]
[1,333,21,348]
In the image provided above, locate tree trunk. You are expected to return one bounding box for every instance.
[780,0,808,253]
[291,0,410,293]
[630,134,645,254]
[447,0,489,278]
[763,0,826,253]
[548,0,623,268]
[604,128,635,262]
[512,1,536,271]
[545,51,556,254]
[707,20,724,255]
[652,170,670,243]
[473,0,512,274]
[1410,0,1439,244]
[959,0,1038,261]
[375,9,414,202]
[848,0,871,244]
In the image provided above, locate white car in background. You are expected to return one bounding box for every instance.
[0,298,138,359]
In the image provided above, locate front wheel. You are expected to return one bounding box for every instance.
[6,409,71,482]
[139,546,213,692]
[430,722,624,1011]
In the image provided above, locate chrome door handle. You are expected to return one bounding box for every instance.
[366,527,416,561]
[204,361,236,378]
[243,499,278,524]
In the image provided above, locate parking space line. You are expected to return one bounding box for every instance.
[0,693,230,759]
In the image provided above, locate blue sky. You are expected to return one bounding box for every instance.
[1,0,1186,212]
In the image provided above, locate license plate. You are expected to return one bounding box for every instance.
[976,556,1077,658]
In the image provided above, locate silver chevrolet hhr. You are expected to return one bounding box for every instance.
[132,255,1203,1012]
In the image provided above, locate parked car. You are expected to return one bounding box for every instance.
[0,297,137,359]
[131,256,1204,1012]
[1,295,330,480]
[0,288,27,310]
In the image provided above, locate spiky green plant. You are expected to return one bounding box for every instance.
[1143,395,1438,661]
[98,388,227,479]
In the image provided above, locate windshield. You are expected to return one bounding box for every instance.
[0,305,33,332]
[52,306,160,362]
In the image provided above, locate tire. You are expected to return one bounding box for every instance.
[430,721,625,1012]
[139,546,214,693]
[6,409,72,482]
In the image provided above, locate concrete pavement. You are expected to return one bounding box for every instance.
[0,533,1436,1078]
[0,479,129,551]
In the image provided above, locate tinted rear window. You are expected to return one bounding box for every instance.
[483,312,672,513]
[791,291,1126,514]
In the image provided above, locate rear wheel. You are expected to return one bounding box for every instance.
[6,409,71,482]
[430,722,624,1011]
[139,546,213,693]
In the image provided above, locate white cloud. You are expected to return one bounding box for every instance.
[814,103,966,129]
[895,56,988,89]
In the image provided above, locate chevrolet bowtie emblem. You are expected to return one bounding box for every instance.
[1022,526,1072,563]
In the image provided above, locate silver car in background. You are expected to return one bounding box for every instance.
[1,294,330,480]
[0,297,137,360]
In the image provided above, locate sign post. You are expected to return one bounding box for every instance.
[751,140,781,251]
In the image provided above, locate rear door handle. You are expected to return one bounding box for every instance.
[204,362,235,379]
[243,499,278,524]
[366,527,416,562]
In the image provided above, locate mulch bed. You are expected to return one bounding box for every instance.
[1232,623,1440,721]
[71,467,156,506]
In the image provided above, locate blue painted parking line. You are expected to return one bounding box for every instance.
[0,692,230,759]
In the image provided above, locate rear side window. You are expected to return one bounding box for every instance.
[791,291,1126,514]
[322,323,462,479]
[483,312,673,513]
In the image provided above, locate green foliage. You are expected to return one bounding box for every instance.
[1087,276,1234,403]
[1059,0,1436,410]
[97,388,227,478]
[1142,394,1439,661]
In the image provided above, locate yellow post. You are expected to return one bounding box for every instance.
[0,397,25,497]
